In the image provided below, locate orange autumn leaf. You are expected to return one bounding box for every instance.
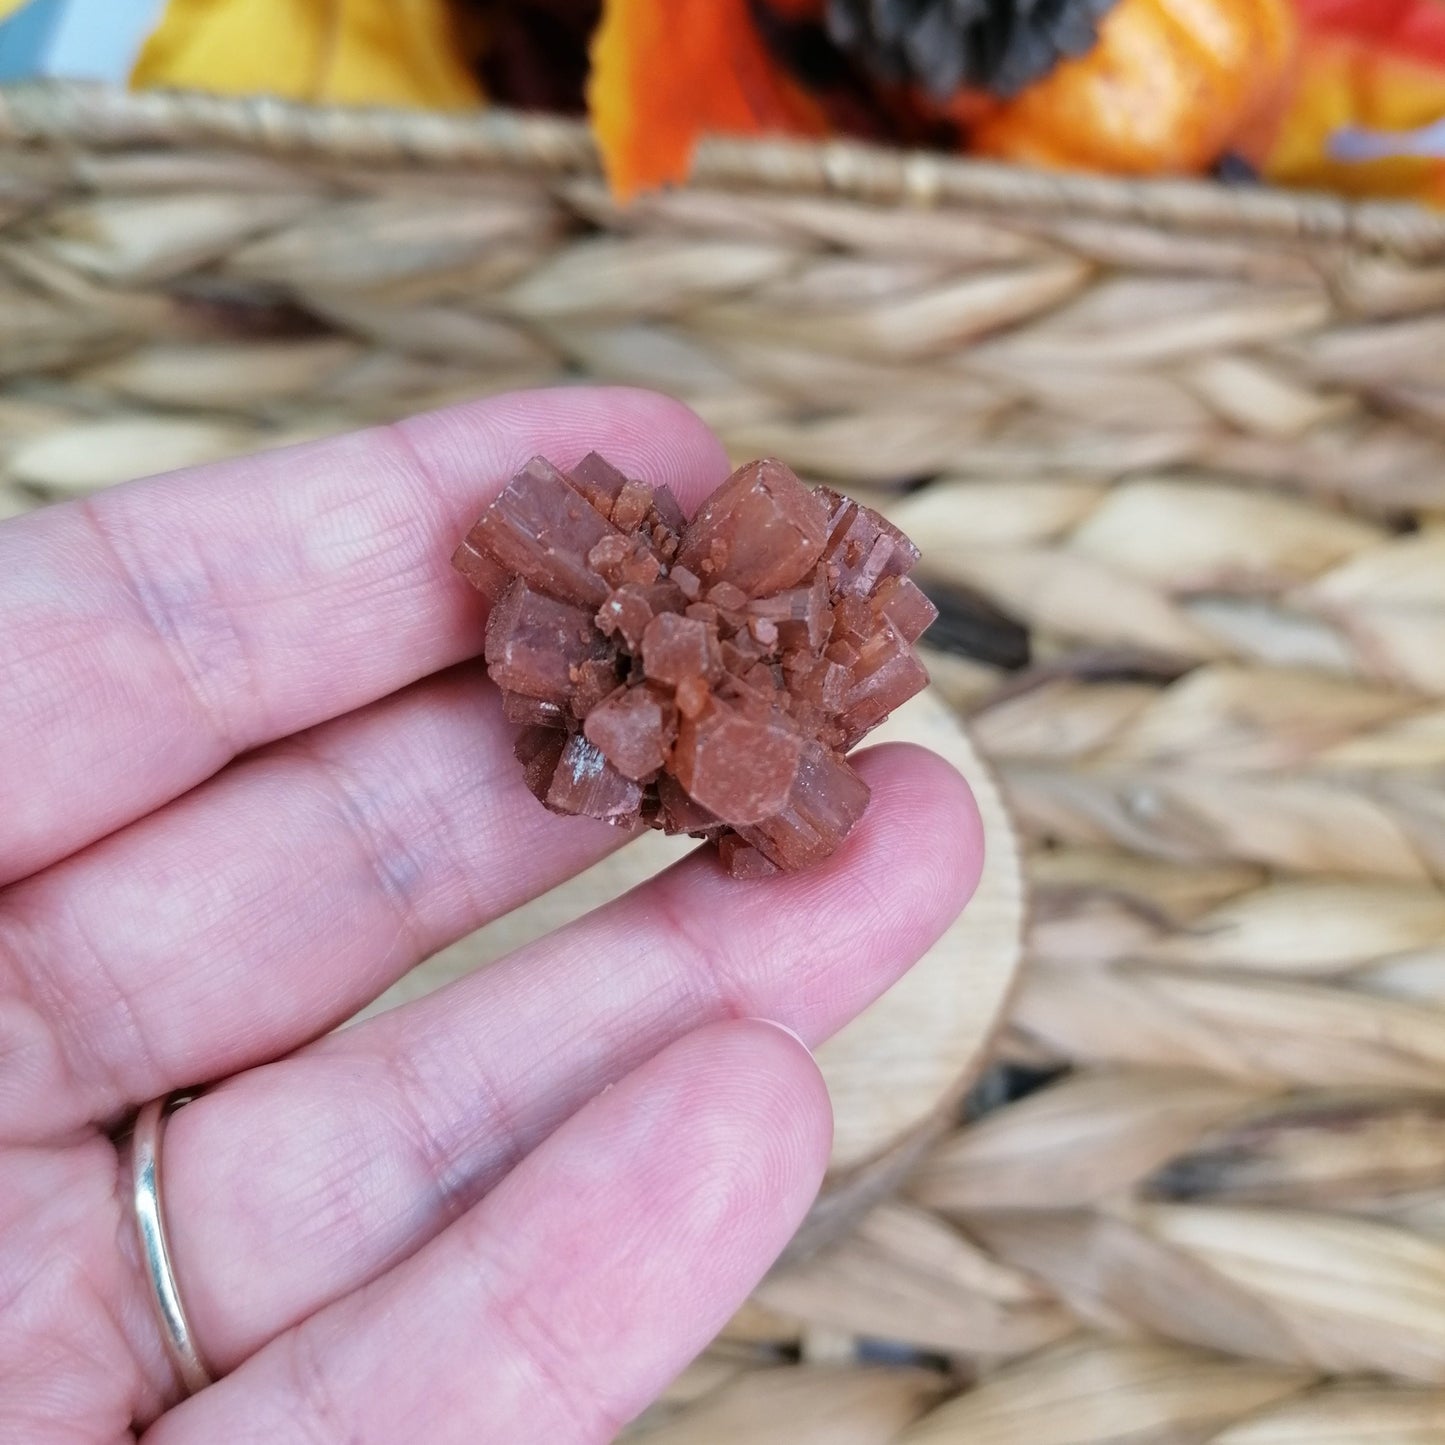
[589,0,827,200]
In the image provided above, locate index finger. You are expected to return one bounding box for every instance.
[0,389,729,885]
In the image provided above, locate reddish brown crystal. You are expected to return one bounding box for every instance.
[676,459,830,595]
[737,740,873,872]
[461,457,618,608]
[484,582,611,705]
[584,686,676,781]
[453,453,937,874]
[546,733,643,823]
[673,702,802,825]
[641,613,713,689]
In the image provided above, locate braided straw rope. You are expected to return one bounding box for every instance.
[894,479,1445,692]
[633,1340,1445,1440]
[971,666,1445,879]
[1009,847,1445,1081]
[9,82,1445,1436]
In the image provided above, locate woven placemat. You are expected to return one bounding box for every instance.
[5,83,1445,1437]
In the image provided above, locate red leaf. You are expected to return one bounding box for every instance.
[1293,0,1445,64]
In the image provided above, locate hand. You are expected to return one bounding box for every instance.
[0,389,981,1443]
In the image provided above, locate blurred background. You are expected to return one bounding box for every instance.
[7,2,1445,1440]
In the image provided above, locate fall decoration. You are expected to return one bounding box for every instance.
[462,0,598,114]
[587,0,825,199]
[1262,0,1445,207]
[86,0,1445,201]
[826,0,1121,101]
[452,453,936,876]
[132,0,483,110]
[971,0,1298,174]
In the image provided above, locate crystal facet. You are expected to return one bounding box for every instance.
[453,454,935,875]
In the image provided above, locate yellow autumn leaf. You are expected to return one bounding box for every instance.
[1265,34,1445,206]
[133,0,483,110]
[0,0,32,19]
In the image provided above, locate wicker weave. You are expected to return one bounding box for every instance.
[7,80,1445,1438]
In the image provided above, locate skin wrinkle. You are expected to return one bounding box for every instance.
[279,1322,360,1445]
[0,581,202,887]
[295,471,430,585]
[285,667,561,936]
[2,610,128,687]
[235,1102,396,1323]
[222,1091,375,1260]
[378,420,472,575]
[483,1270,630,1445]
[285,735,431,944]
[320,1101,440,1283]
[0,926,77,1137]
[373,1012,535,1194]
[379,1036,521,1232]
[8,892,163,1125]
[647,868,754,1025]
[0,1145,150,1437]
[176,780,398,1039]
[76,494,249,764]
[335,679,508,930]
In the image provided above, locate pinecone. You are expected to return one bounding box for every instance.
[826,0,1120,100]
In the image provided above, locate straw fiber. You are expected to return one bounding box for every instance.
[6,82,1445,1438]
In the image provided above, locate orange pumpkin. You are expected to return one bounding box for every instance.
[970,0,1298,176]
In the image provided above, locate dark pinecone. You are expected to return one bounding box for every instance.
[826,0,1120,100]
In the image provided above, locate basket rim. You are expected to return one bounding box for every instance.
[5,80,1445,259]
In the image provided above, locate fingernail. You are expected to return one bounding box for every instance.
[746,1017,813,1055]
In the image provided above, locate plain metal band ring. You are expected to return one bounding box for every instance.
[131,1092,213,1397]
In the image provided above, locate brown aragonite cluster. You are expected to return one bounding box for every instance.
[453,452,937,877]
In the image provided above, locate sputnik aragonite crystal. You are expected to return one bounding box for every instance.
[453,453,937,877]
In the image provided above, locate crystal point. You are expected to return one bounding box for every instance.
[464,456,619,608]
[677,459,830,595]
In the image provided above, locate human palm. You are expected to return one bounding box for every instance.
[0,388,979,1443]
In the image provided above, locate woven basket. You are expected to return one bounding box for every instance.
[9,80,1445,1439]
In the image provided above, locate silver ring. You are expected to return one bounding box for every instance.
[130,1092,213,1396]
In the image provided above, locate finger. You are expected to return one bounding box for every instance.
[0,387,727,885]
[146,1021,831,1444]
[152,744,980,1371]
[0,664,631,1143]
